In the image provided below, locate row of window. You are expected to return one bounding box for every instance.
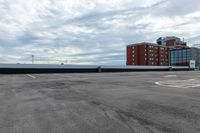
[170,49,192,65]
[131,62,168,65]
[148,62,156,65]
[171,56,191,60]
[171,59,191,64]
[171,54,191,58]
[170,52,191,56]
[147,54,159,56]
[132,48,168,54]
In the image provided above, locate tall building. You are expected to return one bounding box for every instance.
[127,43,169,66]
[191,47,200,67]
[169,47,200,67]
[169,48,192,66]
[127,36,198,67]
[157,36,187,49]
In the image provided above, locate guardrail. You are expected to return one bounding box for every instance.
[0,64,192,74]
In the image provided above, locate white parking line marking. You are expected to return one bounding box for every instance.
[164,75,177,78]
[155,79,200,88]
[26,74,36,79]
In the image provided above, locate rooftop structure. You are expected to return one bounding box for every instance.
[157,36,187,49]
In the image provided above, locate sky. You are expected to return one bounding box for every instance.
[0,0,200,65]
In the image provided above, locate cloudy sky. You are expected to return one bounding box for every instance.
[0,0,200,65]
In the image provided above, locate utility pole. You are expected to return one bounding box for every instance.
[31,55,34,64]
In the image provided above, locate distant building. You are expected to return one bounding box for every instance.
[169,48,192,66]
[157,36,187,49]
[169,47,200,67]
[191,47,200,67]
[127,37,199,67]
[127,43,169,66]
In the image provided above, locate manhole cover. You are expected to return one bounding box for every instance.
[155,79,200,88]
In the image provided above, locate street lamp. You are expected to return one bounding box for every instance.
[31,55,34,64]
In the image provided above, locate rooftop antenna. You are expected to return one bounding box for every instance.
[183,38,185,42]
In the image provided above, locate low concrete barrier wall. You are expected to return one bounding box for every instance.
[0,64,192,74]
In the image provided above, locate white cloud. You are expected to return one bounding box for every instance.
[186,11,200,18]
[0,0,200,64]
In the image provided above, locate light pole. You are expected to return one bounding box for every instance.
[31,55,34,64]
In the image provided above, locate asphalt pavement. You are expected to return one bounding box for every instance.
[0,71,200,133]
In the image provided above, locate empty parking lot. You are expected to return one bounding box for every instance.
[0,71,200,133]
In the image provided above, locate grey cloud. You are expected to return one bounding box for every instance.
[187,35,200,46]
[0,0,200,64]
[17,31,41,44]
[151,0,200,17]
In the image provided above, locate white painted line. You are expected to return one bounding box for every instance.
[155,79,200,88]
[26,74,36,79]
[164,75,177,78]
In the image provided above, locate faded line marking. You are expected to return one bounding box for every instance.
[26,74,36,79]
[155,79,200,88]
[164,75,177,78]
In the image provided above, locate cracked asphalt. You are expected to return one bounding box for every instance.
[0,71,200,133]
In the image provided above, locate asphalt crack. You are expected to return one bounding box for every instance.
[88,100,182,133]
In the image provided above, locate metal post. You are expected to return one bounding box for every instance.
[98,66,102,73]
[32,55,34,64]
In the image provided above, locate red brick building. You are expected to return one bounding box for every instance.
[157,36,187,49]
[165,39,187,48]
[127,43,169,66]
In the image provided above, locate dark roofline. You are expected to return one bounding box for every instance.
[127,42,167,48]
[170,47,191,51]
